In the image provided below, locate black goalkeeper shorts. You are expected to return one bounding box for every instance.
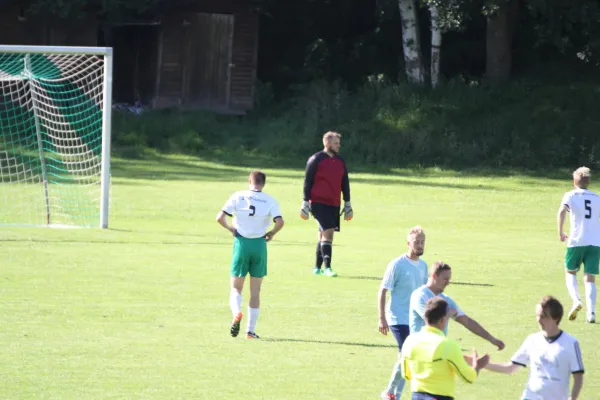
[310,202,340,232]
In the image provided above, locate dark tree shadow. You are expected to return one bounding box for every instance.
[338,275,494,287]
[262,337,397,349]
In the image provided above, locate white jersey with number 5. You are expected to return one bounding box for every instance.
[561,188,600,247]
[222,190,282,239]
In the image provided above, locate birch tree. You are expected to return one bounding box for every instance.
[426,0,464,88]
[398,0,425,84]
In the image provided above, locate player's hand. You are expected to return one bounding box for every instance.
[378,317,389,335]
[300,201,311,220]
[560,232,568,242]
[265,231,275,242]
[341,201,353,221]
[491,338,505,351]
[477,353,490,370]
[472,348,490,371]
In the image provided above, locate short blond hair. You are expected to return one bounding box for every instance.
[573,166,591,188]
[406,225,425,241]
[323,131,341,142]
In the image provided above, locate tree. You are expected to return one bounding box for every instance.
[426,0,465,87]
[484,0,518,82]
[398,0,425,84]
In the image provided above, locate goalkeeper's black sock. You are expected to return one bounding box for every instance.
[315,242,323,268]
[320,241,332,268]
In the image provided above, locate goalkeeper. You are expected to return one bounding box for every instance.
[300,131,352,277]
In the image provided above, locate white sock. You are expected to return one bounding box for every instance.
[230,289,242,317]
[247,307,260,333]
[585,281,597,314]
[566,274,581,303]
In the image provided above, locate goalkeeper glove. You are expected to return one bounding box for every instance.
[341,201,353,221]
[300,201,311,220]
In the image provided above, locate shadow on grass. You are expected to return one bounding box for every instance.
[110,146,573,192]
[262,337,397,349]
[339,275,494,287]
[0,237,230,245]
[110,148,532,193]
[111,149,303,183]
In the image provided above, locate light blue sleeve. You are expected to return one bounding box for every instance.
[420,262,428,285]
[381,260,398,291]
[409,288,428,333]
[444,294,464,319]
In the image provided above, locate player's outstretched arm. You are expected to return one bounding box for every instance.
[448,345,481,383]
[483,361,522,375]
[216,211,235,235]
[266,217,284,242]
[455,315,505,350]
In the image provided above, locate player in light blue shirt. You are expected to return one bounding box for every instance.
[409,261,506,350]
[378,226,428,400]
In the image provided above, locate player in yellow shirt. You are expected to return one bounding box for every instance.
[401,297,489,400]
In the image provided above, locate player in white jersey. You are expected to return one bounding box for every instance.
[216,171,284,339]
[377,226,429,400]
[483,296,584,400]
[409,261,505,350]
[557,166,600,323]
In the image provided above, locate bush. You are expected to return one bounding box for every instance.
[112,78,600,170]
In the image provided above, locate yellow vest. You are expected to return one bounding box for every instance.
[401,326,478,398]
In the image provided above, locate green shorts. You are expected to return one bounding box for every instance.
[565,245,600,275]
[231,235,267,278]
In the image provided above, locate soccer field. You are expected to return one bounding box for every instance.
[1,154,598,400]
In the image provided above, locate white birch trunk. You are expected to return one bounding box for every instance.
[398,0,425,84]
[429,2,442,88]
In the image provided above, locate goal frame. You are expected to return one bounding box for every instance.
[0,45,113,229]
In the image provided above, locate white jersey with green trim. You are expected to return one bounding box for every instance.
[561,188,600,247]
[222,190,282,239]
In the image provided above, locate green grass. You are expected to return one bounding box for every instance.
[1,154,598,400]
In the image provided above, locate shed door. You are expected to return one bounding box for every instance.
[188,13,234,109]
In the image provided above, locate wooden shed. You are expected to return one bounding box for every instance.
[0,0,260,114]
[104,0,260,113]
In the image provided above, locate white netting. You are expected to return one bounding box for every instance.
[0,50,108,227]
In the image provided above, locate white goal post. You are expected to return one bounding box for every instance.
[0,45,113,228]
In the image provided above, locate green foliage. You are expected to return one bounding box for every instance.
[425,0,470,32]
[526,0,600,65]
[113,76,600,170]
[28,0,89,19]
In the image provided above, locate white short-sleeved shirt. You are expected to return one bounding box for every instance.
[409,285,464,335]
[380,255,428,325]
[561,188,600,247]
[511,331,584,400]
[221,190,282,239]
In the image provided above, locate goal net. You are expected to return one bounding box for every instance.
[0,46,113,228]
